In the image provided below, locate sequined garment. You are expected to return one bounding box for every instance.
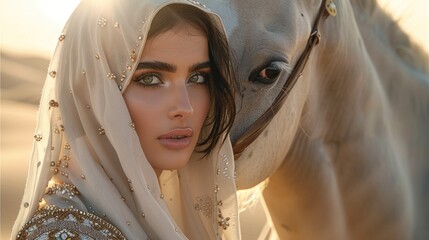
[16,205,125,240]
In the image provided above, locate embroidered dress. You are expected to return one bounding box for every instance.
[16,204,126,240]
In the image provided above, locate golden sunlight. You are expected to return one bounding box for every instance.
[0,1,427,239]
[377,0,429,54]
[1,0,427,57]
[1,0,81,57]
[33,0,81,22]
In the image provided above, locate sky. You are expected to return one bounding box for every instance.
[0,0,428,58]
[1,0,81,58]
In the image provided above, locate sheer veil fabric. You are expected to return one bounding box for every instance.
[11,0,240,239]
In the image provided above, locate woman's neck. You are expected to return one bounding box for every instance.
[154,167,163,179]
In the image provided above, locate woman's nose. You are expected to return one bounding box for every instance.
[168,85,193,119]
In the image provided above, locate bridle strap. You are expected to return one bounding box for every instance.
[232,0,332,158]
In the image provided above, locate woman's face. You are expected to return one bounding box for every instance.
[124,23,210,175]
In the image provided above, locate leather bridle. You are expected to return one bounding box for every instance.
[232,0,336,158]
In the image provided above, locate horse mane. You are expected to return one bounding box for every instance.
[351,0,429,73]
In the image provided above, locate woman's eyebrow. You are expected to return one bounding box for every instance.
[189,61,211,72]
[136,61,211,72]
[136,61,176,72]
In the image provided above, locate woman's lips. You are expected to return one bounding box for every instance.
[158,128,193,150]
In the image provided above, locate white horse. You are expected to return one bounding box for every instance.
[208,0,429,239]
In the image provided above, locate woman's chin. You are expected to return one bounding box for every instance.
[149,152,192,172]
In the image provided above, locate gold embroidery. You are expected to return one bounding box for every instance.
[16,205,126,240]
[58,34,66,41]
[194,196,213,218]
[99,127,106,135]
[34,134,42,141]
[49,100,59,108]
[49,228,78,239]
[45,183,80,199]
[217,209,230,230]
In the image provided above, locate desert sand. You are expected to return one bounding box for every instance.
[1,52,47,239]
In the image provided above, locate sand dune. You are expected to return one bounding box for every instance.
[1,53,46,239]
[1,101,38,239]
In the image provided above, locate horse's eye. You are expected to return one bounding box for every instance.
[250,63,282,85]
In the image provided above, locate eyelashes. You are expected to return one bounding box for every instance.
[133,72,163,87]
[188,72,210,84]
[132,71,211,88]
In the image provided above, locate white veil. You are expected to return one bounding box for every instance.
[12,0,240,239]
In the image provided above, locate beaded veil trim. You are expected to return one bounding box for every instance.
[16,205,126,240]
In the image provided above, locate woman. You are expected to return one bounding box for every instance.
[12,0,240,239]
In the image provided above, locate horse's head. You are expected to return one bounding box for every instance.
[209,0,338,188]
[209,1,429,237]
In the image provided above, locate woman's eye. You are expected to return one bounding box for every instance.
[134,73,163,86]
[188,73,208,84]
